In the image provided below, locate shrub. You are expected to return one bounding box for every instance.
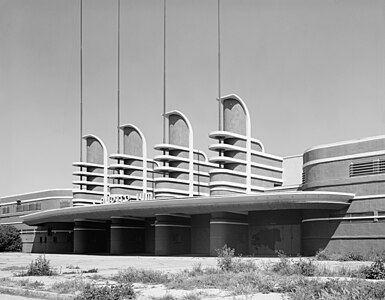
[216,244,235,271]
[74,283,135,300]
[361,258,385,279]
[23,255,56,276]
[0,225,22,252]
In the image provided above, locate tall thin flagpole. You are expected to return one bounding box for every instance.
[162,0,167,144]
[80,0,83,162]
[218,0,222,131]
[117,0,121,153]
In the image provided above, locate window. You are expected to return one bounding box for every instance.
[349,159,385,177]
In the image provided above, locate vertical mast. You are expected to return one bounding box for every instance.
[117,0,121,153]
[218,0,222,131]
[162,0,167,144]
[80,0,83,161]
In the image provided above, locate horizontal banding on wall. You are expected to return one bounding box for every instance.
[110,226,145,229]
[154,224,191,228]
[110,216,144,221]
[74,228,106,231]
[210,221,248,226]
[302,216,384,223]
[155,214,191,218]
[303,150,385,168]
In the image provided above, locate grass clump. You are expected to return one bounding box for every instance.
[113,267,169,284]
[74,283,135,300]
[51,278,88,294]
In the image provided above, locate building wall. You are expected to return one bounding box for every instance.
[302,136,385,255]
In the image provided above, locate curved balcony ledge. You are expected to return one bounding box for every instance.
[72,180,104,187]
[209,168,283,184]
[73,171,104,177]
[108,164,156,172]
[154,177,210,187]
[155,166,209,177]
[110,153,144,161]
[154,144,208,161]
[154,155,217,168]
[209,181,265,192]
[209,131,264,151]
[155,188,210,197]
[109,184,153,191]
[209,143,282,161]
[209,156,283,173]
[73,162,104,168]
[109,174,154,182]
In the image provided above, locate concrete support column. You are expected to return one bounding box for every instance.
[155,214,191,255]
[210,212,249,256]
[145,218,155,254]
[248,210,301,256]
[191,214,210,255]
[110,217,145,254]
[74,219,108,254]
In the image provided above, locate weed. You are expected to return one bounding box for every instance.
[340,251,364,261]
[51,278,88,294]
[82,268,98,274]
[271,251,316,276]
[66,264,80,269]
[216,244,235,271]
[361,258,385,279]
[113,267,169,284]
[74,283,135,300]
[16,255,56,276]
[18,279,44,289]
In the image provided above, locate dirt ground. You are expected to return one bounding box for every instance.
[0,253,370,300]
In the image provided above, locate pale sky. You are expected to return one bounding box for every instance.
[1,0,385,196]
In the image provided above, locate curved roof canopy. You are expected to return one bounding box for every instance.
[23,191,353,225]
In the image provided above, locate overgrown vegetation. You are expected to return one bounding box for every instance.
[74,283,135,300]
[5,247,385,299]
[290,279,385,299]
[0,225,22,252]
